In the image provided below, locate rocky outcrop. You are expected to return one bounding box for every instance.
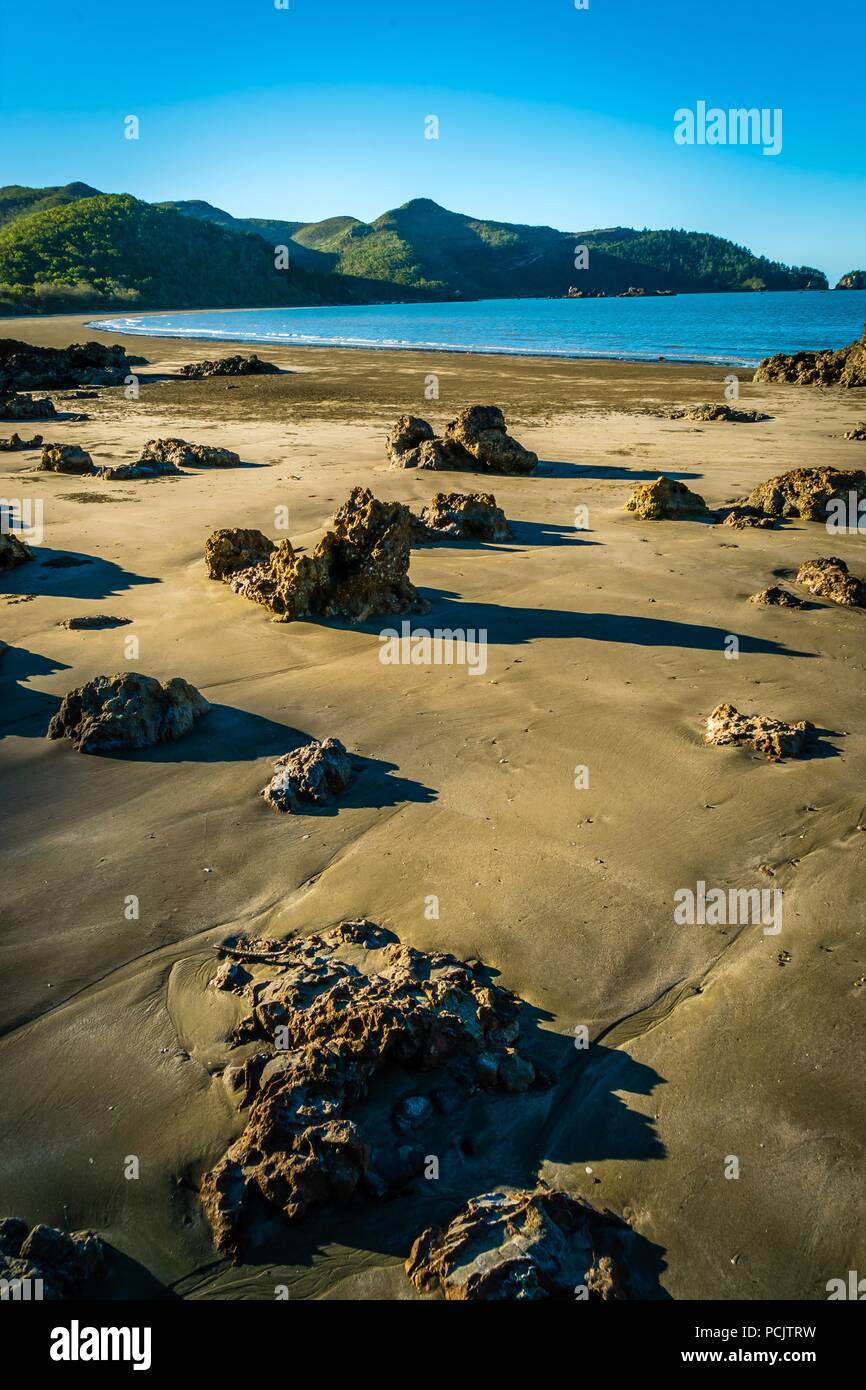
[0,392,58,421]
[0,533,33,571]
[416,491,512,542]
[201,919,542,1259]
[722,507,777,530]
[739,467,866,521]
[670,403,770,423]
[405,1188,635,1300]
[222,488,429,623]
[749,586,807,608]
[0,338,142,392]
[625,475,708,520]
[0,431,43,450]
[99,458,183,480]
[0,1219,104,1300]
[261,738,354,812]
[705,703,815,761]
[47,672,209,753]
[205,528,275,580]
[844,422,866,441]
[753,324,866,388]
[387,406,537,475]
[566,287,607,298]
[59,615,131,630]
[179,354,279,379]
[618,286,675,297]
[39,443,94,474]
[796,557,866,608]
[835,271,866,290]
[139,437,241,468]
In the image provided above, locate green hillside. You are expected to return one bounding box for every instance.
[0,182,101,228]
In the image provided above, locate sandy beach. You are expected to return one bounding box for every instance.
[1,312,864,1301]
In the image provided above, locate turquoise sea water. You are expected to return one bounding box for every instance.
[90,290,866,368]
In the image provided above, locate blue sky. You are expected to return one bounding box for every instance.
[1,0,863,282]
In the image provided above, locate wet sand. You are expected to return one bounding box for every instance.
[1,312,864,1299]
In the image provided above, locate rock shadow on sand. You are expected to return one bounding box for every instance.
[0,643,68,737]
[1,547,158,601]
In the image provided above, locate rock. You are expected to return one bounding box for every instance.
[0,533,33,572]
[0,337,142,391]
[498,1051,536,1092]
[835,272,866,290]
[139,437,241,468]
[59,615,131,630]
[385,415,436,469]
[405,1188,633,1300]
[704,703,816,761]
[205,528,275,580]
[844,422,866,441]
[225,487,429,623]
[0,431,43,450]
[99,458,183,480]
[0,1219,104,1300]
[749,586,807,608]
[796,556,866,608]
[670,403,771,423]
[387,406,537,475]
[200,920,537,1259]
[740,467,866,521]
[39,443,93,474]
[0,391,58,421]
[212,960,252,994]
[753,323,866,388]
[178,354,279,379]
[444,405,538,475]
[47,672,209,753]
[566,287,607,298]
[260,738,354,813]
[625,475,709,520]
[416,491,511,542]
[722,507,778,530]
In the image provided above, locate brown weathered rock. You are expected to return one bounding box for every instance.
[139,437,241,468]
[754,324,866,388]
[261,738,354,812]
[99,458,183,480]
[385,415,436,469]
[0,431,43,450]
[0,1220,104,1301]
[205,528,275,581]
[47,672,209,753]
[226,487,429,623]
[405,1188,633,1300]
[796,556,866,607]
[625,474,708,520]
[704,703,815,761]
[179,354,279,379]
[741,467,866,521]
[0,532,33,571]
[0,392,58,421]
[443,405,537,475]
[200,920,537,1259]
[722,507,778,529]
[39,443,93,474]
[670,403,770,423]
[749,586,807,608]
[0,337,142,392]
[59,615,131,630]
[416,491,512,542]
[844,422,866,441]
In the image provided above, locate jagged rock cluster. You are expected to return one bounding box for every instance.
[0,1219,104,1300]
[670,403,770,423]
[209,488,429,623]
[386,406,537,475]
[0,391,58,421]
[625,475,708,520]
[0,431,43,450]
[205,528,275,580]
[0,533,32,571]
[844,422,866,441]
[749,585,807,608]
[39,443,93,474]
[753,323,866,388]
[705,703,815,761]
[99,457,182,480]
[796,556,866,607]
[201,919,543,1259]
[139,437,241,468]
[179,354,279,379]
[260,738,354,813]
[415,491,512,542]
[405,1188,634,1300]
[735,467,866,522]
[722,507,777,530]
[0,337,143,392]
[47,672,209,753]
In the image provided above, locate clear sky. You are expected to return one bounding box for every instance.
[1,0,863,282]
